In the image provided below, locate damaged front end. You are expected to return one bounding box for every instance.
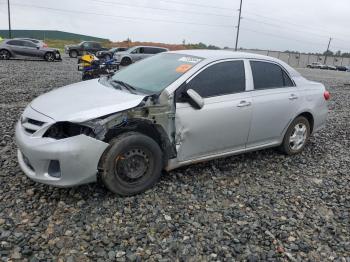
[44,93,177,168]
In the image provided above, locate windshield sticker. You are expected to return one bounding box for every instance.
[176,64,193,73]
[178,57,202,63]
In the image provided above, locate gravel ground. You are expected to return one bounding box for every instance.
[0,57,349,261]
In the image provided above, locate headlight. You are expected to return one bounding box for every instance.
[44,122,94,139]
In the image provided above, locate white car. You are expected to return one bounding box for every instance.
[113,46,169,66]
[16,50,329,195]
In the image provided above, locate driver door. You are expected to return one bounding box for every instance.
[175,60,253,162]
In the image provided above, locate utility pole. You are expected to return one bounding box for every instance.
[235,0,243,51]
[7,0,12,38]
[324,37,332,64]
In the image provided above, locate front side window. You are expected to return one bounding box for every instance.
[186,61,246,98]
[23,41,36,48]
[250,61,294,90]
[82,42,91,48]
[105,53,203,94]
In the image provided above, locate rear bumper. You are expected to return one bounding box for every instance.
[15,121,109,187]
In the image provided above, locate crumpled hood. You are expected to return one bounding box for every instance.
[30,79,146,122]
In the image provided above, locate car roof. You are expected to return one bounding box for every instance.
[168,49,301,77]
[133,45,168,49]
[168,49,274,60]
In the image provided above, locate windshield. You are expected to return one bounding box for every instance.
[108,53,203,94]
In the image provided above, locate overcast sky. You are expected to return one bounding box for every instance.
[0,0,349,53]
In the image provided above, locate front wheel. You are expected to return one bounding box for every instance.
[121,57,132,66]
[44,52,55,62]
[280,116,310,155]
[101,132,163,196]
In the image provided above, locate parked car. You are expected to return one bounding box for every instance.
[326,65,337,70]
[14,38,48,48]
[64,41,108,58]
[15,50,329,196]
[113,46,169,66]
[306,62,327,69]
[0,39,61,61]
[336,65,348,71]
[96,47,128,61]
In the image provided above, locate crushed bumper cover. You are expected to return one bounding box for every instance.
[15,122,109,187]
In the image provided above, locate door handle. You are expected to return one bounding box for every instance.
[289,94,298,100]
[237,100,252,107]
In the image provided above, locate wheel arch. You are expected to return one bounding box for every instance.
[121,56,132,62]
[296,111,314,133]
[0,48,12,57]
[98,119,176,169]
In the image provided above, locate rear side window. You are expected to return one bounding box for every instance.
[143,47,155,54]
[187,61,246,98]
[7,40,23,46]
[92,43,101,48]
[250,61,294,89]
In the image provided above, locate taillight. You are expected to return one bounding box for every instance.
[324,91,330,100]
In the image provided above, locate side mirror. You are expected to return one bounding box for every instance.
[186,89,204,109]
[36,46,40,50]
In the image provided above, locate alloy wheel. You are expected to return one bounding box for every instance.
[0,50,10,60]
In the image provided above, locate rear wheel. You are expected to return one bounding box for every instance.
[0,49,10,60]
[69,50,78,58]
[44,52,55,62]
[121,57,132,66]
[280,116,310,155]
[101,132,163,196]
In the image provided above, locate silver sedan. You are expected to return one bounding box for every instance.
[15,50,329,195]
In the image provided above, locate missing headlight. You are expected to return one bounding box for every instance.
[44,122,95,139]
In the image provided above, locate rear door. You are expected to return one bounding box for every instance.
[247,60,300,147]
[6,40,26,56]
[175,60,253,161]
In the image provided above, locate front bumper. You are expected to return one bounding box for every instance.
[15,121,109,187]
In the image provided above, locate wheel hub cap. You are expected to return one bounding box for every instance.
[289,123,307,150]
[115,149,149,182]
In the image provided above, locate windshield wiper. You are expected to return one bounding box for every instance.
[109,79,137,94]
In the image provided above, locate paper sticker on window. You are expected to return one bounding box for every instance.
[178,57,202,63]
[176,64,192,73]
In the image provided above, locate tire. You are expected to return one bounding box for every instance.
[0,49,10,60]
[121,57,132,66]
[69,50,78,58]
[101,132,163,196]
[280,116,310,155]
[44,52,55,62]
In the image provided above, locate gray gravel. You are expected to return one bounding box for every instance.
[0,58,349,261]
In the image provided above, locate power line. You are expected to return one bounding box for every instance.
[159,0,234,11]
[93,0,234,18]
[241,27,329,48]
[0,2,234,28]
[243,17,330,39]
[244,11,350,42]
